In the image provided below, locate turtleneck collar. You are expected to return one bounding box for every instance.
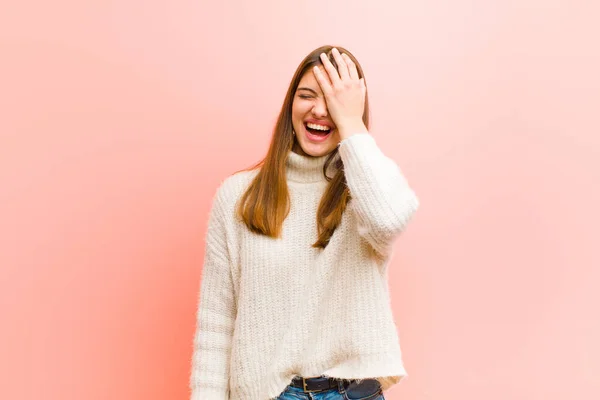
[285,150,338,183]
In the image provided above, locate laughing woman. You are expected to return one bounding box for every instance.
[190,45,419,400]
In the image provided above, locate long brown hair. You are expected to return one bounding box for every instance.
[236,45,370,249]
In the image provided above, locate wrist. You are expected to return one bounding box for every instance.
[336,119,368,139]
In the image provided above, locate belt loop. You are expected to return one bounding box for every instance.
[338,378,347,396]
[337,379,343,394]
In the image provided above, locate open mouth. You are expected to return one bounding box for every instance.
[304,122,332,136]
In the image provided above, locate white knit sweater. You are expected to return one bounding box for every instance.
[190,133,419,400]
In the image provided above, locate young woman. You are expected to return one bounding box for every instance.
[190,45,419,400]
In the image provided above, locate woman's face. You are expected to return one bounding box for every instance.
[291,66,340,157]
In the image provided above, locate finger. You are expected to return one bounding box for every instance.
[342,53,360,81]
[319,52,342,86]
[332,48,350,81]
[312,65,333,95]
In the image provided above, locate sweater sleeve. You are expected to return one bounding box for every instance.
[338,133,419,258]
[190,185,236,400]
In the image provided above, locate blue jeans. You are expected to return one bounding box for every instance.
[276,377,385,400]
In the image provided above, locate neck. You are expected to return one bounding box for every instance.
[285,149,337,183]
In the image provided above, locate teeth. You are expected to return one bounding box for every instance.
[306,122,331,131]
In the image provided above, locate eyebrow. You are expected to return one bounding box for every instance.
[297,87,318,95]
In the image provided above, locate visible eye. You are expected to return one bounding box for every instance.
[298,94,313,99]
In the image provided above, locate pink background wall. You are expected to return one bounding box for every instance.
[1,1,599,399]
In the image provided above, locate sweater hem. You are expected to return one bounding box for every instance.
[190,386,229,400]
[231,352,408,400]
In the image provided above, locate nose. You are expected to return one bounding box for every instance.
[311,97,328,118]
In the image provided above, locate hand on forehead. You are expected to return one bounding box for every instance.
[302,64,333,94]
[298,66,327,96]
[314,64,334,87]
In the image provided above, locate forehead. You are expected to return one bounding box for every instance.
[297,65,327,91]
